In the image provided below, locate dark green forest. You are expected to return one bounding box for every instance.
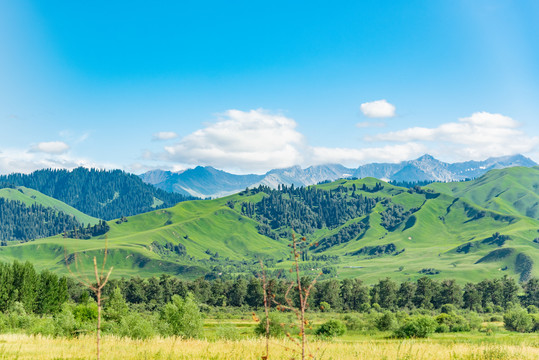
[241,184,377,242]
[0,198,81,243]
[0,168,194,220]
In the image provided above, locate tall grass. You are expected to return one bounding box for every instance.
[0,333,537,360]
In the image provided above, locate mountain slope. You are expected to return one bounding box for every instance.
[0,186,98,225]
[0,168,194,220]
[426,166,539,220]
[140,154,537,198]
[2,170,538,283]
[140,166,264,198]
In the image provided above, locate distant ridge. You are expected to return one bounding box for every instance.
[140,154,537,198]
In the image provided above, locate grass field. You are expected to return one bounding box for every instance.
[1,332,538,360]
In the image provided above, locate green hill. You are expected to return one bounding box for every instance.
[1,171,538,283]
[0,186,99,226]
[0,167,194,220]
[425,166,539,219]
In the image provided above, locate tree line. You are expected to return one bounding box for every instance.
[1,260,537,317]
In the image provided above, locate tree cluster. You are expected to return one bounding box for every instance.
[241,184,377,236]
[0,198,81,242]
[0,261,68,314]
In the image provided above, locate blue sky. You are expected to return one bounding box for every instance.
[1,0,538,174]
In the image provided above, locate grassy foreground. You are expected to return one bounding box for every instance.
[0,333,538,360]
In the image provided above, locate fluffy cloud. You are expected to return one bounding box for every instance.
[162,109,307,173]
[369,112,539,160]
[360,99,396,118]
[0,148,116,175]
[30,141,70,154]
[152,131,179,141]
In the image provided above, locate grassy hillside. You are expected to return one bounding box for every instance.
[1,171,538,283]
[0,186,99,225]
[426,166,539,219]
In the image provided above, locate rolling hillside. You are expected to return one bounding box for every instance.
[0,186,98,226]
[425,166,539,219]
[0,167,194,220]
[1,168,538,283]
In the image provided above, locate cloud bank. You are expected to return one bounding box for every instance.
[150,109,538,173]
[370,112,539,160]
[162,109,307,173]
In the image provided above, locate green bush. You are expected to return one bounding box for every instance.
[342,314,364,331]
[440,304,457,314]
[315,319,346,338]
[376,311,397,331]
[319,301,331,312]
[73,303,98,323]
[435,313,469,332]
[160,293,203,338]
[394,315,437,338]
[54,304,77,337]
[28,316,55,336]
[503,307,533,332]
[118,313,156,340]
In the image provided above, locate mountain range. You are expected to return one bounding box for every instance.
[139,154,537,198]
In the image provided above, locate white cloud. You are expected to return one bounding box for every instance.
[30,141,70,154]
[360,99,396,118]
[0,148,117,175]
[161,109,307,173]
[369,112,539,160]
[152,131,179,141]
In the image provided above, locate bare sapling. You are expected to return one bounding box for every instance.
[65,236,113,360]
[273,234,321,360]
[258,260,271,360]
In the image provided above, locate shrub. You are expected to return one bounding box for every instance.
[503,307,533,332]
[342,314,364,331]
[435,313,470,332]
[394,315,437,338]
[118,313,156,340]
[467,312,483,330]
[28,316,55,336]
[54,304,77,337]
[73,303,98,323]
[319,301,331,312]
[160,293,203,338]
[440,304,457,314]
[315,320,346,338]
[376,311,397,331]
[531,314,539,332]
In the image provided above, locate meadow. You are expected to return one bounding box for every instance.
[1,328,538,360]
